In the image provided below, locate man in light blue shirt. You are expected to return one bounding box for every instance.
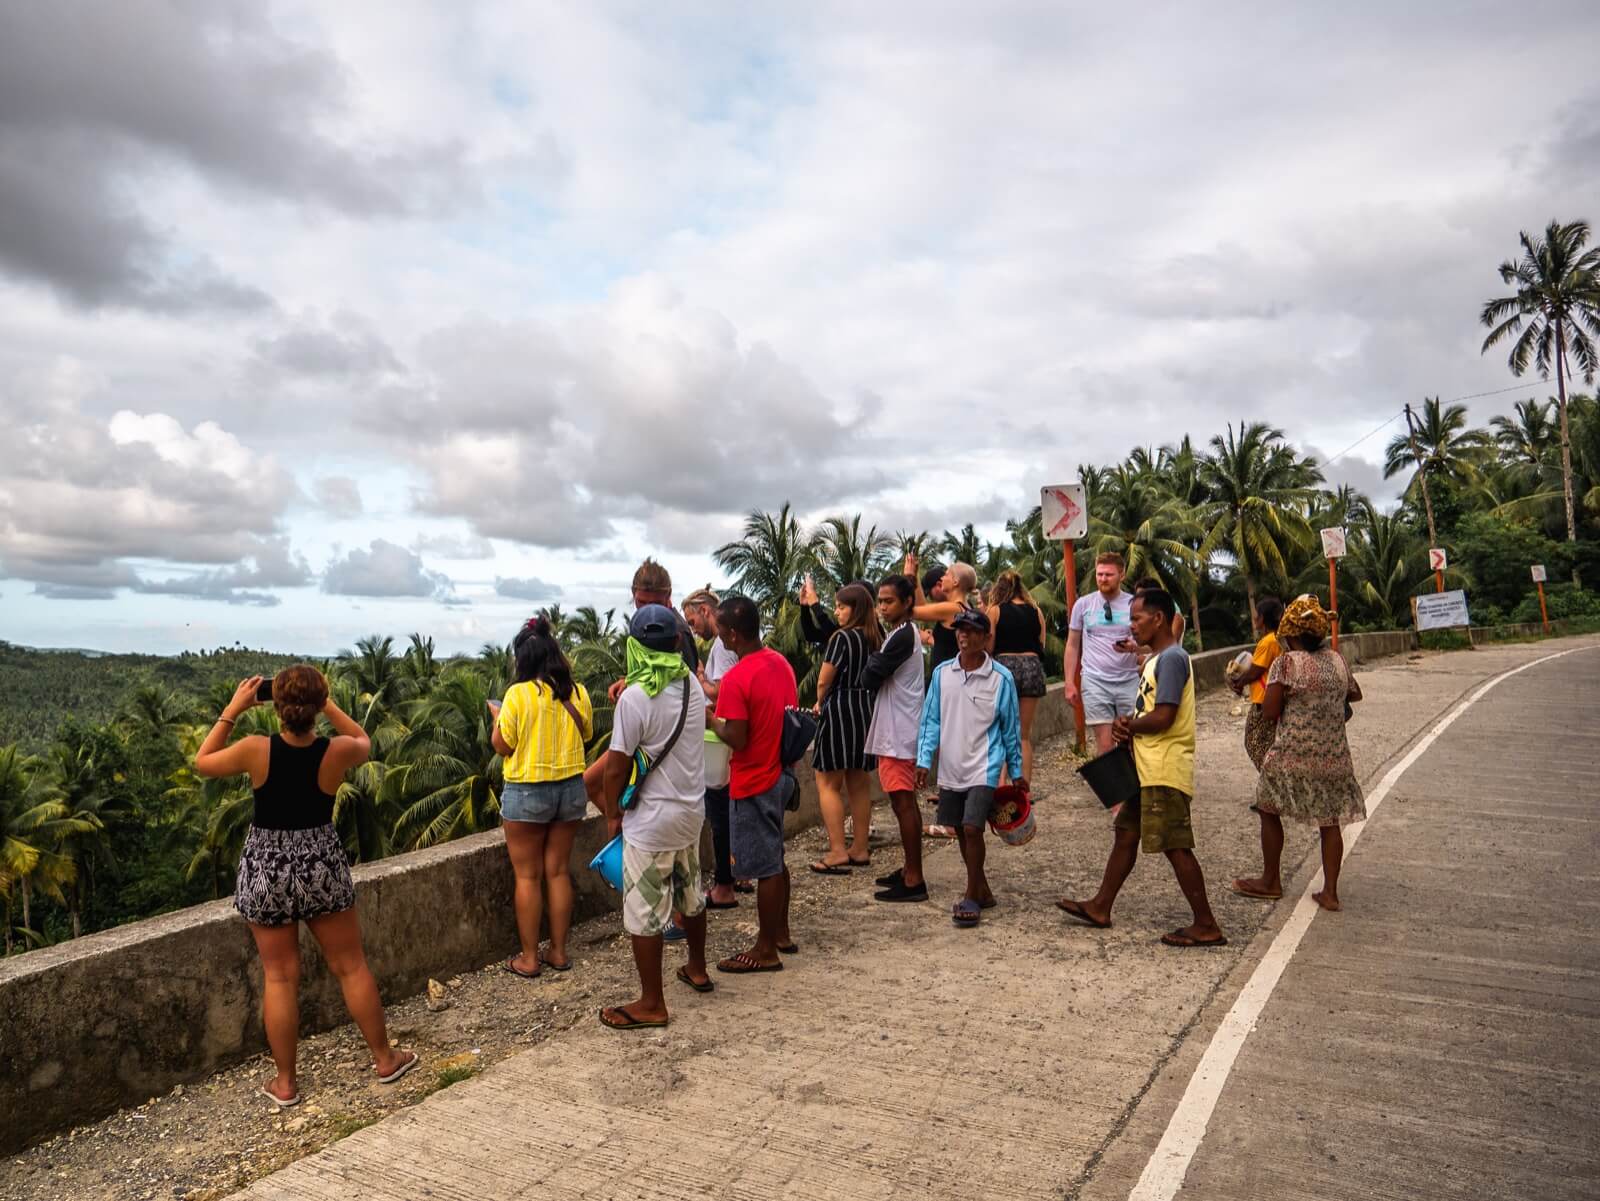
[916,608,1024,928]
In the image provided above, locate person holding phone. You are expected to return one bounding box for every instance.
[1064,552,1140,759]
[195,667,418,1108]
[490,615,594,978]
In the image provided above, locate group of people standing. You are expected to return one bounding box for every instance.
[197,549,1369,1101]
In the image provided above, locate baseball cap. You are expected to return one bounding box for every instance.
[952,607,990,633]
[629,603,681,652]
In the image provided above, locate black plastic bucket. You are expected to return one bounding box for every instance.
[1077,745,1139,808]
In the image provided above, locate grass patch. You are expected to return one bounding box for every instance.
[1418,630,1472,651]
[419,1062,480,1097]
[327,1113,378,1141]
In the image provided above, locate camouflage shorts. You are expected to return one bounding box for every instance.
[1114,785,1195,854]
[621,841,705,937]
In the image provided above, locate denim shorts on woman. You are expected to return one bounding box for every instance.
[500,775,588,823]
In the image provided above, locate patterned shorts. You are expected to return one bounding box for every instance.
[621,841,706,937]
[1113,786,1195,854]
[997,653,1047,699]
[234,824,355,927]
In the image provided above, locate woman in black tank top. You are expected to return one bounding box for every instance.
[195,665,418,1106]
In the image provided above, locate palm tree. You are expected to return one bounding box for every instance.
[48,728,122,936]
[382,670,504,851]
[1086,464,1204,591]
[814,514,894,590]
[122,684,196,737]
[1345,509,1429,627]
[1383,397,1492,547]
[713,504,820,654]
[399,633,442,696]
[1491,398,1559,471]
[937,523,985,571]
[1481,218,1600,574]
[1198,422,1322,627]
[337,635,402,723]
[0,746,92,950]
[893,529,935,566]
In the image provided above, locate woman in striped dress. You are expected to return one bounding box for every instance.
[809,583,882,874]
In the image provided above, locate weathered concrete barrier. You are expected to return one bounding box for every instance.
[0,626,1432,1152]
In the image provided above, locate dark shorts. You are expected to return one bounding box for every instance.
[937,785,996,830]
[996,653,1046,699]
[1114,785,1195,854]
[730,774,793,880]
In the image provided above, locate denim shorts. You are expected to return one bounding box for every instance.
[501,775,588,824]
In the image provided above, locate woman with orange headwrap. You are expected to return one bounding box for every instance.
[1231,595,1365,912]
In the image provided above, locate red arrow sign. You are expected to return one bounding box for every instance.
[1045,488,1082,536]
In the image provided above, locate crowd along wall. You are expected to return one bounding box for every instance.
[0,627,1423,1152]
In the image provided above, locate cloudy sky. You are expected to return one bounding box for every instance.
[2,1,1597,654]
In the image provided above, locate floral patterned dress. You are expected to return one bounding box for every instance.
[1254,648,1366,827]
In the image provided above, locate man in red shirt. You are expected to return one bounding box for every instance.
[710,595,799,974]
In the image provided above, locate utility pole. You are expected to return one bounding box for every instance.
[1404,402,1439,549]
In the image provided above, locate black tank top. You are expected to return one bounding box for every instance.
[252,735,337,830]
[929,621,958,671]
[994,602,1044,657]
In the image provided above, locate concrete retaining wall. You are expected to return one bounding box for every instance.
[0,625,1431,1151]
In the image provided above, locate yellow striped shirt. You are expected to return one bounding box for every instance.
[497,681,593,783]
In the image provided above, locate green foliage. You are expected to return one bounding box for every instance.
[1450,513,1570,613]
[1510,583,1600,624]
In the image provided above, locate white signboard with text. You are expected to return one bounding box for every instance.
[1415,589,1470,631]
[1428,547,1448,572]
[1320,527,1347,559]
[1531,564,1547,583]
[1040,484,1088,541]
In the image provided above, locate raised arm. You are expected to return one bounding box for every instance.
[194,677,267,780]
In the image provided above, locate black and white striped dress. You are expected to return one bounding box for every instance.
[813,628,877,772]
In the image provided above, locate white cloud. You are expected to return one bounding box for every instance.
[313,476,364,518]
[493,575,562,602]
[322,538,458,600]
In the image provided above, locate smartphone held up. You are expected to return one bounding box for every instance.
[255,676,276,703]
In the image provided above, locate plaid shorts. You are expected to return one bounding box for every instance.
[621,841,706,937]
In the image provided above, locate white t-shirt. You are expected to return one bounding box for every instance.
[610,677,706,853]
[864,622,925,760]
[705,636,739,683]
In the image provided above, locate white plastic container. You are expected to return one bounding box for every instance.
[703,729,731,789]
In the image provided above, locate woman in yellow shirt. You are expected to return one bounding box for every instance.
[1230,596,1284,770]
[490,616,593,978]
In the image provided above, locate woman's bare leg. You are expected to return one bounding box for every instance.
[248,922,302,1101]
[844,769,874,861]
[542,819,581,966]
[502,819,549,974]
[813,769,850,867]
[1314,826,1344,911]
[1017,696,1038,785]
[305,908,408,1076]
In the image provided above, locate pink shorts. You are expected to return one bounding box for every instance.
[877,756,917,795]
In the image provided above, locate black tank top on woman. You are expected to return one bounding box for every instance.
[994,602,1044,658]
[252,735,337,829]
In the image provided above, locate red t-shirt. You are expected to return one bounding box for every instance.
[715,647,798,799]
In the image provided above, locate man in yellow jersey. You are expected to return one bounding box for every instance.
[1056,589,1226,948]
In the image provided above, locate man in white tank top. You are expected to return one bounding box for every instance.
[861,574,929,902]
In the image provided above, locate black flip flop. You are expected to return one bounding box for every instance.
[705,899,739,910]
[1055,900,1112,930]
[503,957,541,979]
[809,861,852,876]
[848,856,871,868]
[675,965,715,993]
[543,958,572,972]
[1161,929,1229,949]
[733,882,755,894]
[599,1005,668,1030]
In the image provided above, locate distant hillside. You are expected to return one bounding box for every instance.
[0,641,306,751]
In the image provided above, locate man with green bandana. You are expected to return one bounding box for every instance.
[597,605,711,1029]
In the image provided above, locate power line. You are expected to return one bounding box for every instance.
[1321,381,1543,468]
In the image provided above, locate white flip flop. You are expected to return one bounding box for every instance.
[261,1084,300,1108]
[376,1050,420,1085]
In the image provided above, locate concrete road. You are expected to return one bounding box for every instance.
[236,637,1600,1201]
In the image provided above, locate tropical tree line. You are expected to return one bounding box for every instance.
[5,218,1599,956]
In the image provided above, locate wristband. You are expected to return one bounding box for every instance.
[216,715,236,726]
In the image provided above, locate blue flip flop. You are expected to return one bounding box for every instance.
[952,898,981,927]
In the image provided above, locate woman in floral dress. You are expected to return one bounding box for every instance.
[1232,595,1365,911]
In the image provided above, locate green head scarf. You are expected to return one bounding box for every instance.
[625,635,690,697]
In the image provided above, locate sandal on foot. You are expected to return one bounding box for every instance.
[705,899,739,910]
[847,856,871,867]
[777,941,799,954]
[952,898,982,927]
[599,1005,668,1030]
[1056,899,1111,929]
[543,957,573,972]
[675,965,716,993]
[260,1085,300,1108]
[733,881,755,894]
[503,957,541,979]
[716,951,784,974]
[1160,929,1229,949]
[809,860,852,876]
[925,824,958,839]
[377,1050,420,1084]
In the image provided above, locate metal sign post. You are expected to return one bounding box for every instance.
[1041,484,1089,754]
[1532,564,1549,633]
[1321,527,1347,651]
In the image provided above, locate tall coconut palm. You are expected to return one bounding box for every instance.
[337,635,402,723]
[937,523,985,572]
[382,670,503,851]
[1383,398,1493,551]
[713,504,820,654]
[814,514,894,590]
[399,633,442,696]
[1198,422,1323,627]
[1086,464,1204,591]
[1491,398,1559,472]
[1481,218,1600,574]
[893,529,935,566]
[48,728,122,936]
[121,684,196,737]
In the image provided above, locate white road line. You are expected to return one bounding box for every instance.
[1127,644,1599,1201]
